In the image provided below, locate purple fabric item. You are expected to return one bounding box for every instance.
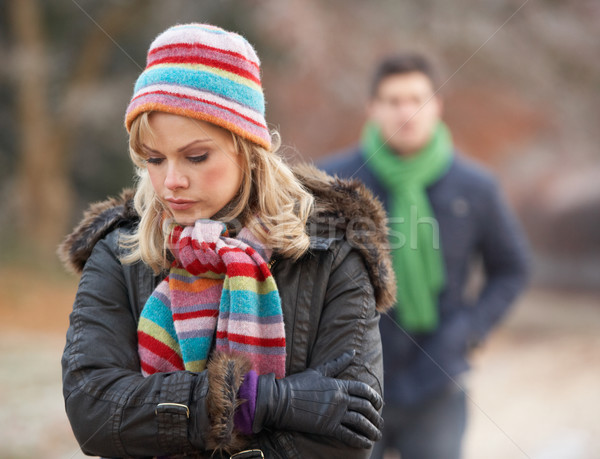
[234,370,259,435]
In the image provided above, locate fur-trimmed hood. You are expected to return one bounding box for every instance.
[59,163,395,312]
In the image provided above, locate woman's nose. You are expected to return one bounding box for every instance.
[164,163,189,190]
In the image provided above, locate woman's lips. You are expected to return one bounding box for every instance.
[165,198,196,210]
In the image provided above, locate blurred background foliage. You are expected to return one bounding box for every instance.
[0,0,599,283]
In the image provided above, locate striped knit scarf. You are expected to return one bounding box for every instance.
[137,220,286,379]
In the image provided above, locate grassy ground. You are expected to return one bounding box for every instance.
[0,265,599,458]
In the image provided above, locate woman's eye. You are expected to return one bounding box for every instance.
[146,157,164,165]
[188,153,208,164]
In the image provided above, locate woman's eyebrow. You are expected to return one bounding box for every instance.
[177,139,213,152]
[141,139,213,154]
[141,143,161,154]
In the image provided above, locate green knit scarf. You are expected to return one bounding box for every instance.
[362,121,453,332]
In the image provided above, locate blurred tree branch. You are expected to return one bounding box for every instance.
[8,0,145,257]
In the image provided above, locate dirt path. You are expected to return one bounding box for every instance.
[0,273,598,458]
[464,289,600,459]
[0,269,84,458]
[0,332,83,459]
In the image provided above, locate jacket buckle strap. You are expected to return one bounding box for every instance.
[154,401,191,454]
[154,402,190,418]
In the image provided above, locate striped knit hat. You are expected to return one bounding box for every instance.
[125,23,271,150]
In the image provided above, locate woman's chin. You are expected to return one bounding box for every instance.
[171,213,204,226]
[169,206,219,226]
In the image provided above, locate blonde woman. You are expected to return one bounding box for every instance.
[60,23,395,459]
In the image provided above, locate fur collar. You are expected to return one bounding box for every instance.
[59,164,395,312]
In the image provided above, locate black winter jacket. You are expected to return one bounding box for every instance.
[60,165,395,458]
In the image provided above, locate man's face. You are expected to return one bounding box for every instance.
[368,72,442,156]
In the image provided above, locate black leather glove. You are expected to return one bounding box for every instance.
[252,351,383,448]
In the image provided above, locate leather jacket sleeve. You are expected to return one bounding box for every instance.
[256,242,384,458]
[61,231,245,457]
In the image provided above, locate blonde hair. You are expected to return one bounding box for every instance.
[120,112,314,273]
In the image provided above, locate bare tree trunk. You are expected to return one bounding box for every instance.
[8,0,147,258]
[8,0,72,256]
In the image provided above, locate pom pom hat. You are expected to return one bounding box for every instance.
[125,23,271,150]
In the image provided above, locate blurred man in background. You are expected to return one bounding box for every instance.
[319,53,529,459]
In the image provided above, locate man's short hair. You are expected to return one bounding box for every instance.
[370,53,439,98]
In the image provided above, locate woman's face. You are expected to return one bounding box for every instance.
[142,112,244,225]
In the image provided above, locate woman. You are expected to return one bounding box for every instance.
[60,23,395,458]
